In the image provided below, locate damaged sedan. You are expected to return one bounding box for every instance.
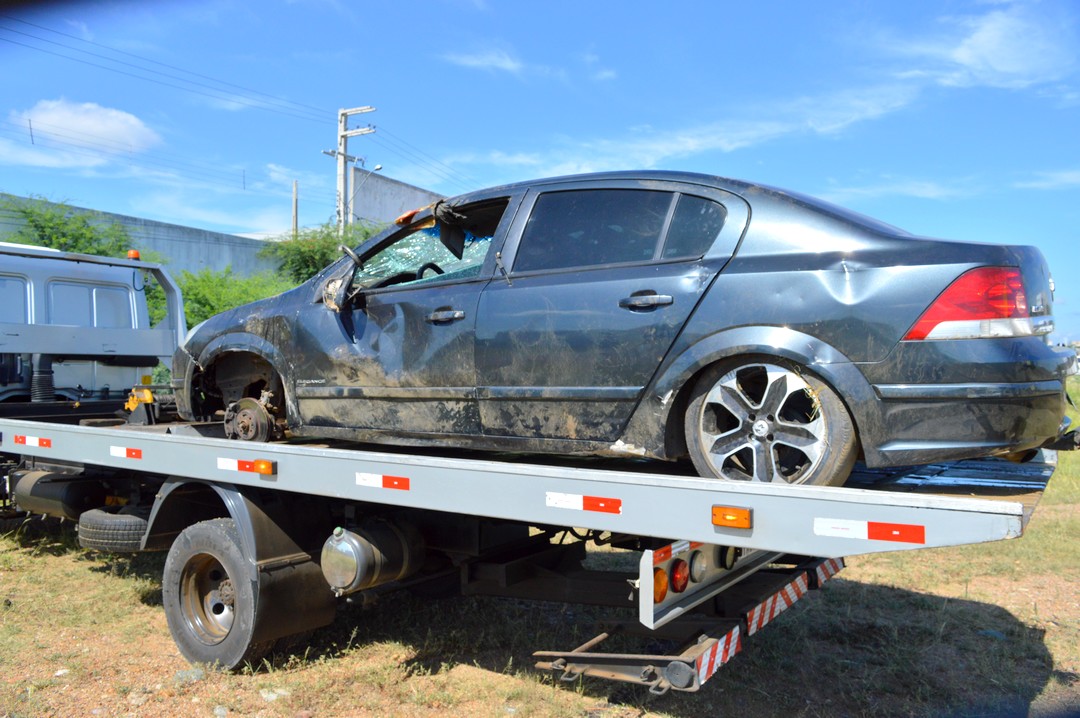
[172,171,1076,487]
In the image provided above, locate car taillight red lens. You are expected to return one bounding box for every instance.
[904,267,1031,341]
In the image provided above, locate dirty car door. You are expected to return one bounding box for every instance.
[293,197,513,436]
[475,181,748,442]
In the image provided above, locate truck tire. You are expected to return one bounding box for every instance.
[163,518,272,669]
[78,508,148,552]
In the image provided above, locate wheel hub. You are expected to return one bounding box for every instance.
[751,418,770,439]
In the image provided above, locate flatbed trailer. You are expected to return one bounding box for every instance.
[0,415,1061,694]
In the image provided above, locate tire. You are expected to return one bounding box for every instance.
[684,358,857,486]
[78,508,148,552]
[162,518,272,669]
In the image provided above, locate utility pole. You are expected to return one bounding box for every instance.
[324,106,375,235]
[291,180,298,240]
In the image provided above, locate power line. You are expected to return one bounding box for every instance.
[0,16,480,195]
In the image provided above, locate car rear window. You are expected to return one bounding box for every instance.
[662,194,727,259]
[514,189,672,272]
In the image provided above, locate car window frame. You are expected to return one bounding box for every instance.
[345,192,524,298]
[497,179,750,278]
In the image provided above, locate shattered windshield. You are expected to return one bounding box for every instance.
[351,224,493,291]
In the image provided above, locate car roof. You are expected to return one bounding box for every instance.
[450,170,910,237]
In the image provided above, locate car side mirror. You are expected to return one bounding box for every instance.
[322,261,359,313]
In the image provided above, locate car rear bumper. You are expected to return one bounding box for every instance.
[867,380,1068,466]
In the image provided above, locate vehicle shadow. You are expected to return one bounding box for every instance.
[283,577,1063,718]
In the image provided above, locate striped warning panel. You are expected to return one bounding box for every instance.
[814,557,845,587]
[14,434,52,448]
[355,472,410,491]
[745,572,809,636]
[652,540,704,566]
[696,625,741,686]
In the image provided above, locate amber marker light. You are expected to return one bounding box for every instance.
[253,459,277,476]
[712,505,752,529]
[127,249,141,260]
[653,567,669,604]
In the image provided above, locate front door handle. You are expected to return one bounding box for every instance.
[425,308,466,324]
[619,293,674,310]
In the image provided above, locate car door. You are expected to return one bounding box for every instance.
[475,180,748,442]
[292,195,518,436]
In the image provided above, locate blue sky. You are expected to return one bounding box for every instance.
[2,0,1079,340]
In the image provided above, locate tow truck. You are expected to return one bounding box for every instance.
[0,255,1075,695]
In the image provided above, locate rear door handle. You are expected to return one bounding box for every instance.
[425,309,466,324]
[619,293,673,310]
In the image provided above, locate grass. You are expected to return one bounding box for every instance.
[0,375,1077,715]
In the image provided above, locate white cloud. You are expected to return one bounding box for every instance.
[1014,169,1080,189]
[819,177,975,204]
[890,3,1077,89]
[3,99,161,169]
[442,50,523,74]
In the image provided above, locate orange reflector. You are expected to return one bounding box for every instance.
[712,506,752,529]
[253,459,277,475]
[671,559,690,593]
[127,249,141,260]
[653,567,669,604]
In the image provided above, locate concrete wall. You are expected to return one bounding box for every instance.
[350,171,444,226]
[0,194,278,278]
[1,173,443,278]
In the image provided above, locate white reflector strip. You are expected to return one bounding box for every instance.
[545,491,622,515]
[746,573,808,636]
[217,457,239,472]
[109,446,143,460]
[696,625,741,685]
[14,434,51,448]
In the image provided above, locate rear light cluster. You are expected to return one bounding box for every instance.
[653,546,739,604]
[904,266,1051,341]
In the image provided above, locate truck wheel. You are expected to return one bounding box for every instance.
[163,518,271,669]
[78,508,148,552]
[684,359,857,486]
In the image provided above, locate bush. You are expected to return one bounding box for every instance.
[260,221,381,284]
[177,267,294,329]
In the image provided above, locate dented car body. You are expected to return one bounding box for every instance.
[172,171,1075,487]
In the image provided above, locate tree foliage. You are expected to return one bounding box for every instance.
[177,267,294,329]
[259,221,381,284]
[1,195,133,257]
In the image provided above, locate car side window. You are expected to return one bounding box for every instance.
[514,189,673,273]
[662,194,728,259]
[351,198,508,291]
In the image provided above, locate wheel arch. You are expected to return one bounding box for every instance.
[193,332,296,422]
[623,325,881,460]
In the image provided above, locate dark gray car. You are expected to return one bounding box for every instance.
[172,171,1076,487]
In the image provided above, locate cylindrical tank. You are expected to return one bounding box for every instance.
[320,520,425,596]
[11,470,106,520]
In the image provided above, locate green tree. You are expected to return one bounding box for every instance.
[177,267,294,329]
[259,221,381,284]
[1,195,133,257]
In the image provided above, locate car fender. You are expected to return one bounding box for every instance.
[621,325,884,461]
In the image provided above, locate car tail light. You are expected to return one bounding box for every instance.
[653,567,669,603]
[904,267,1045,340]
[671,559,690,593]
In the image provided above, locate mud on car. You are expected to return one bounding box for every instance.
[172,171,1076,487]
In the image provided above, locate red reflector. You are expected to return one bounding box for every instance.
[904,267,1027,340]
[867,521,925,544]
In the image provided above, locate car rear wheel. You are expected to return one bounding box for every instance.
[684,359,856,486]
